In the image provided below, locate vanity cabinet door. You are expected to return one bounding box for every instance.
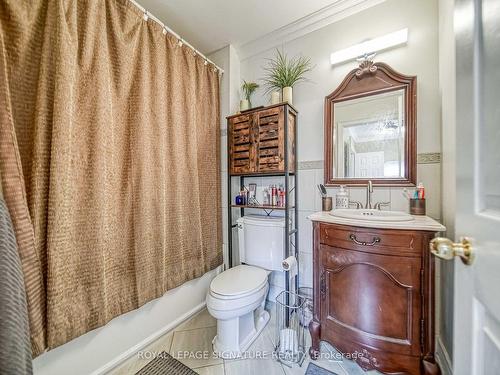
[319,244,422,358]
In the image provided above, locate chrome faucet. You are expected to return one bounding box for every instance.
[374,201,390,210]
[365,180,374,209]
[348,181,390,210]
[365,180,390,210]
[349,200,363,209]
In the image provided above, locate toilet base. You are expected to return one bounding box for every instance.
[212,307,270,359]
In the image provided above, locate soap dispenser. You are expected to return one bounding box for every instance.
[335,185,349,209]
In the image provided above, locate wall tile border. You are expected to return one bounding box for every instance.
[417,152,441,164]
[298,160,323,170]
[296,153,441,171]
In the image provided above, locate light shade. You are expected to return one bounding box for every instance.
[330,28,408,65]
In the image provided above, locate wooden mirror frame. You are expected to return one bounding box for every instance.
[324,61,417,186]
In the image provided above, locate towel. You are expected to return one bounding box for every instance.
[0,198,32,374]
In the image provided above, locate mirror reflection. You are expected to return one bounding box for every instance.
[333,89,405,179]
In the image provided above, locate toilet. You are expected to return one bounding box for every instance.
[206,215,285,358]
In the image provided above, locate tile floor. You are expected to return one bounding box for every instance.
[110,304,382,375]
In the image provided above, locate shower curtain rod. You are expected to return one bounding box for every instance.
[128,0,224,74]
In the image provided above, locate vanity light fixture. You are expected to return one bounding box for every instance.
[330,28,408,65]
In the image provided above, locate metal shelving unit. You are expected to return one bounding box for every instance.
[226,103,299,294]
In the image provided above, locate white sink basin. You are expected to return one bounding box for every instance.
[330,209,414,222]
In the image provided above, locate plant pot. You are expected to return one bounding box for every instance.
[271,91,281,105]
[240,99,250,111]
[283,86,293,104]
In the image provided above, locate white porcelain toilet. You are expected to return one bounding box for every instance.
[206,215,285,358]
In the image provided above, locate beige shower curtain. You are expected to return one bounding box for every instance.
[0,0,222,356]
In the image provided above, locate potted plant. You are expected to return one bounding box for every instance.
[262,49,313,105]
[240,80,259,111]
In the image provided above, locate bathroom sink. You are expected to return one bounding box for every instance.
[330,209,414,222]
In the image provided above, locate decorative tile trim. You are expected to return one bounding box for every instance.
[220,154,440,170]
[298,160,323,170]
[417,153,441,164]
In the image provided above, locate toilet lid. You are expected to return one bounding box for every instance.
[210,265,268,297]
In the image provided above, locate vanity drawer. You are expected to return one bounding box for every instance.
[319,223,423,257]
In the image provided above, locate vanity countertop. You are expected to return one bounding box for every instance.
[308,211,446,232]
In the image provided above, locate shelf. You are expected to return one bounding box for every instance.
[230,204,295,210]
[229,172,296,178]
[226,102,298,120]
[227,102,298,291]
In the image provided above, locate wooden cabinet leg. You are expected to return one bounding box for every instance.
[309,320,321,360]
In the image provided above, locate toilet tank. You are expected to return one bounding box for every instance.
[237,215,286,272]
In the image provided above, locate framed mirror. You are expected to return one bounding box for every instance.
[324,61,416,186]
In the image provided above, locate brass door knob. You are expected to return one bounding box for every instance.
[429,237,474,265]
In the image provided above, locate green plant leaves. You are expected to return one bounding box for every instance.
[242,80,259,101]
[262,49,313,94]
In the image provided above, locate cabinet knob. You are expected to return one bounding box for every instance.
[429,237,474,265]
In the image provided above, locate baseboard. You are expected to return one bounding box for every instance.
[435,336,453,375]
[91,301,207,375]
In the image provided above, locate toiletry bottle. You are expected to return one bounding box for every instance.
[335,185,349,209]
[278,185,284,207]
[263,188,269,205]
[280,189,286,207]
[235,194,243,205]
[271,185,277,206]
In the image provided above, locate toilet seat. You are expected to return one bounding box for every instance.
[210,265,268,300]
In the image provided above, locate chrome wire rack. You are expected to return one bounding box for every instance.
[274,291,307,366]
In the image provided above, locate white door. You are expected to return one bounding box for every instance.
[355,151,384,178]
[452,0,500,373]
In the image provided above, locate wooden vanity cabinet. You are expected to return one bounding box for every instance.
[309,222,440,375]
[227,103,296,175]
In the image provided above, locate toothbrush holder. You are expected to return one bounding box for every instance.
[322,197,333,212]
[409,198,426,215]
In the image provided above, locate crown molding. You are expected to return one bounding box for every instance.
[237,0,387,61]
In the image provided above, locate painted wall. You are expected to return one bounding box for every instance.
[33,268,220,375]
[234,0,441,293]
